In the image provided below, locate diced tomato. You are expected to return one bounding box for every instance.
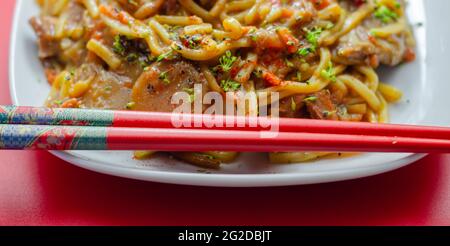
[61,99,80,108]
[263,71,282,86]
[281,8,294,18]
[368,54,379,68]
[230,65,240,78]
[98,5,115,19]
[368,34,377,44]
[310,0,331,10]
[99,4,130,25]
[117,11,131,25]
[277,28,300,54]
[403,47,416,62]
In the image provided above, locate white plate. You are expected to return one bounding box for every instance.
[9,0,450,187]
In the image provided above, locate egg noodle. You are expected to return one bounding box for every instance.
[32,0,415,168]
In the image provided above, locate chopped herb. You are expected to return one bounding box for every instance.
[291,97,297,111]
[285,58,294,67]
[183,88,195,102]
[156,50,173,62]
[220,78,241,92]
[112,35,126,56]
[127,0,138,6]
[104,85,113,92]
[248,28,258,41]
[326,22,334,29]
[296,27,323,57]
[374,5,398,23]
[297,47,312,56]
[218,51,237,73]
[296,71,302,81]
[305,27,323,50]
[126,102,136,110]
[126,53,138,62]
[159,71,170,84]
[181,34,203,49]
[303,96,317,102]
[320,61,336,82]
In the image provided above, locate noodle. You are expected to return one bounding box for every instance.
[30,0,416,167]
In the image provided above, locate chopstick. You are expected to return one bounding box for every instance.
[1,106,450,139]
[1,124,450,152]
[0,105,450,153]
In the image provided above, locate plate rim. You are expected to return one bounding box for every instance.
[50,150,426,187]
[8,0,427,187]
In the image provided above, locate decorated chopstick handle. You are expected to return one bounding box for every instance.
[0,124,107,150]
[0,105,114,126]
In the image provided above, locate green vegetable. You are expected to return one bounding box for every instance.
[112,35,126,56]
[303,96,317,102]
[159,71,170,84]
[285,58,294,67]
[156,50,173,62]
[291,97,297,111]
[374,5,398,23]
[305,27,323,50]
[183,88,195,103]
[296,71,302,81]
[320,61,336,82]
[126,102,136,110]
[127,0,138,6]
[218,51,237,73]
[220,78,241,92]
[297,47,312,56]
[126,53,138,62]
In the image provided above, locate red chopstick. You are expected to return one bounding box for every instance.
[106,127,450,153]
[1,106,450,140]
[0,124,449,152]
[114,111,450,140]
[0,105,450,153]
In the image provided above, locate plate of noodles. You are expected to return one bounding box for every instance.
[9,0,450,186]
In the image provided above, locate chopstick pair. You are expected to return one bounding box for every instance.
[0,105,449,153]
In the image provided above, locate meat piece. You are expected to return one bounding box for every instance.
[373,33,409,66]
[131,60,209,112]
[279,95,306,118]
[332,26,377,66]
[29,16,59,58]
[305,90,339,120]
[77,64,133,110]
[333,21,412,67]
[41,58,62,84]
[63,2,85,35]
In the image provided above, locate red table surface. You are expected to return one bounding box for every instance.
[1,0,450,226]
